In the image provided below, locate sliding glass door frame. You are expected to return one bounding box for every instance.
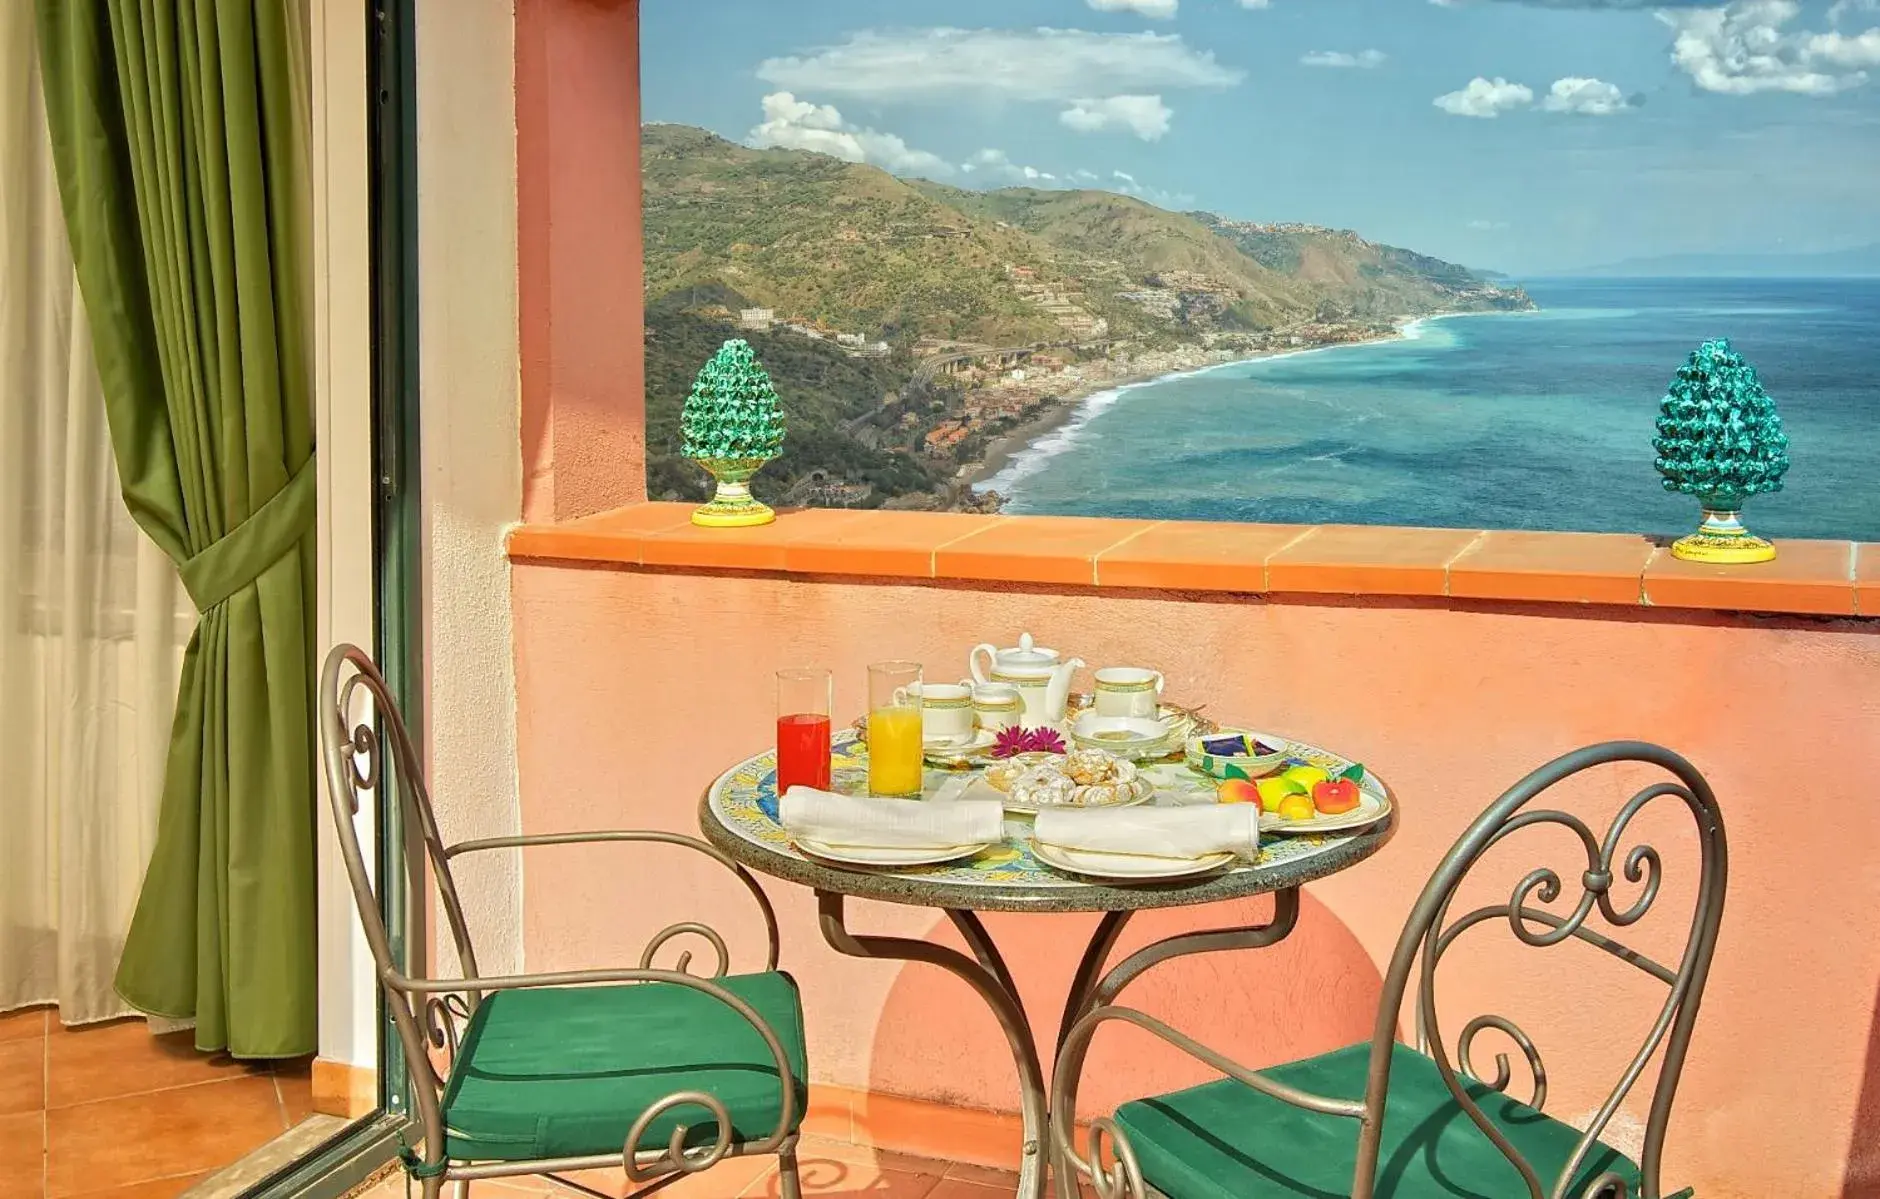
[246,0,421,1193]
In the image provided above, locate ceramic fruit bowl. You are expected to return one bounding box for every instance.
[1186,731,1289,781]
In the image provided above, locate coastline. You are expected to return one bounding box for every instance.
[963,313,1452,494]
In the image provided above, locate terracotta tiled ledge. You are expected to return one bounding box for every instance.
[505,503,1879,618]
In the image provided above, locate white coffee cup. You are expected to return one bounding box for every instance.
[1093,667,1165,719]
[971,683,1023,734]
[902,680,974,743]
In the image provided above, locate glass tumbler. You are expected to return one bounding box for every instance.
[776,668,833,795]
[866,661,924,798]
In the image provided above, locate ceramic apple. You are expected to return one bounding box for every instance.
[1216,778,1261,805]
[1312,778,1361,815]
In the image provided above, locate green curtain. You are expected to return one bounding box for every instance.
[35,0,315,1057]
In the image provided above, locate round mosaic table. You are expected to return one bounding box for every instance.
[697,729,1397,1199]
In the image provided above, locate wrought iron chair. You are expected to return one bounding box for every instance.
[318,644,806,1198]
[1051,741,1724,1199]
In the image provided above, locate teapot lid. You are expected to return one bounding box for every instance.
[999,632,1058,666]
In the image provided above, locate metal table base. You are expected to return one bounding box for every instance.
[817,888,1302,1199]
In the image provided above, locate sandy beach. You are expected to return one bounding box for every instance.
[959,318,1429,493]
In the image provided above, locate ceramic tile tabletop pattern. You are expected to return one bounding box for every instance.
[0,1006,316,1199]
[508,503,1878,619]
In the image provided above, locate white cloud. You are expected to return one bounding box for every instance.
[757,28,1241,104]
[1468,218,1510,230]
[748,92,953,177]
[961,148,1058,183]
[1542,76,1632,113]
[1830,0,1880,24]
[1301,49,1388,68]
[1059,94,1175,139]
[1238,0,1273,7]
[1661,0,1880,95]
[1109,170,1195,209]
[1086,0,1178,17]
[1433,76,1535,116]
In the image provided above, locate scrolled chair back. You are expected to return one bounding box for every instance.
[317,643,488,1122]
[1355,740,1727,1199]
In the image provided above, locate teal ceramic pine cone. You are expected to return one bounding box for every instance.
[1653,338,1789,563]
[682,340,786,527]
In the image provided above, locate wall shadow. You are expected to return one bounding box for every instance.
[1843,982,1880,1198]
[865,887,1383,1123]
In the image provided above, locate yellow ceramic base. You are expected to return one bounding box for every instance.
[1671,508,1775,563]
[692,457,775,527]
[1670,532,1775,564]
[691,500,775,528]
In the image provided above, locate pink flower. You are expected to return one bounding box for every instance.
[990,726,1067,758]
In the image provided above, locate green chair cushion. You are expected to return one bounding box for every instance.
[441,971,808,1163]
[1115,1042,1690,1198]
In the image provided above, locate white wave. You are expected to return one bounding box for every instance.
[973,385,1127,496]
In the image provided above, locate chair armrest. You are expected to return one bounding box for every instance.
[1050,1004,1363,1199]
[443,830,781,974]
[389,965,799,1179]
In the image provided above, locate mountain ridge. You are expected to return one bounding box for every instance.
[638,123,1534,510]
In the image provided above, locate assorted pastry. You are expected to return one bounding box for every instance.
[984,748,1148,808]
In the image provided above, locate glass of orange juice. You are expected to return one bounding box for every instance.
[867,661,924,797]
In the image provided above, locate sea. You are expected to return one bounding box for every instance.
[975,278,1880,543]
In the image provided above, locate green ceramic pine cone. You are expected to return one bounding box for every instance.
[681,339,786,462]
[1652,337,1789,510]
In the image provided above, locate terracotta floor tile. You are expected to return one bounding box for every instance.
[61,1173,207,1199]
[1265,525,1483,597]
[0,1036,45,1115]
[784,512,1006,579]
[0,1110,46,1199]
[1094,521,1312,592]
[47,1019,259,1109]
[934,517,1156,586]
[939,1161,1019,1188]
[1446,530,1655,605]
[1856,543,1880,616]
[747,1150,941,1198]
[47,1075,284,1196]
[275,1070,315,1127]
[1641,537,1856,616]
[0,1007,48,1043]
[924,1180,1012,1199]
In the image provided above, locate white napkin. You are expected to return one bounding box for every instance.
[780,787,1005,850]
[1032,805,1259,860]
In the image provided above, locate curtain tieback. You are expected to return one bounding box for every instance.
[179,458,316,613]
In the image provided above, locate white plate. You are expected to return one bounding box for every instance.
[1031,841,1238,882]
[1259,784,1392,835]
[793,838,992,868]
[963,774,1155,815]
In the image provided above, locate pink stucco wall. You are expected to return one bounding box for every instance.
[509,563,1880,1199]
[516,0,646,523]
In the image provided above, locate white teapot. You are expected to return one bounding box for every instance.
[968,633,1084,728]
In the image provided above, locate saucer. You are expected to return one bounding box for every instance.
[923,728,998,764]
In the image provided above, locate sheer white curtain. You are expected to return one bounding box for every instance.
[0,3,195,1024]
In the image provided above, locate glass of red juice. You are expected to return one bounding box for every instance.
[776,668,833,794]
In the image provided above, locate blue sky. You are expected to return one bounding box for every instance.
[641,0,1880,275]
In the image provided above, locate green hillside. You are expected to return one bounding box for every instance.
[639,123,1533,509]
